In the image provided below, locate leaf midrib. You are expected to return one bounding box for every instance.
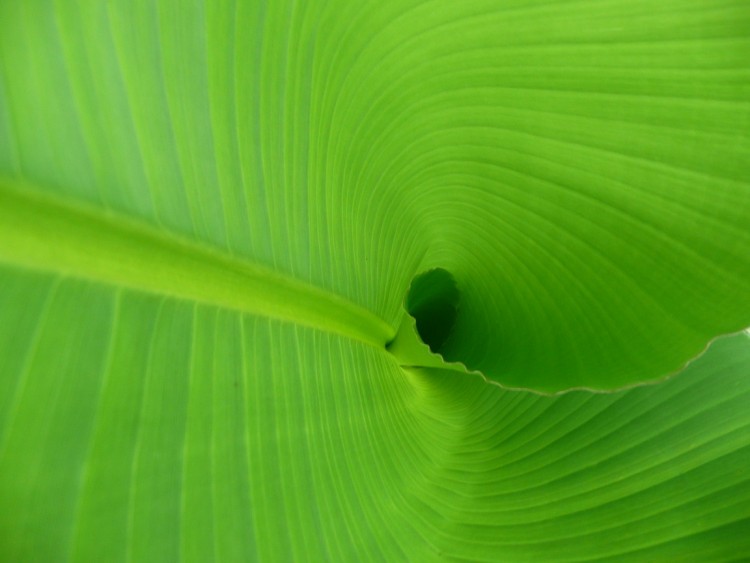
[0,179,395,347]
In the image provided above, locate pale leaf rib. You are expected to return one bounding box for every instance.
[0,179,394,348]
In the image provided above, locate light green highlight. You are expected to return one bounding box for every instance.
[0,179,394,348]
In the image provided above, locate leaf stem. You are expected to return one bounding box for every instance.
[0,179,395,347]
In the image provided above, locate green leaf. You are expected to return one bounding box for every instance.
[1,0,749,560]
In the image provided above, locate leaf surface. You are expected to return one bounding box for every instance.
[1,0,749,560]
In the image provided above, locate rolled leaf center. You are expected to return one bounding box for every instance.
[406,268,459,354]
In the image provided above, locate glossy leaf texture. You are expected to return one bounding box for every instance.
[1,0,749,560]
